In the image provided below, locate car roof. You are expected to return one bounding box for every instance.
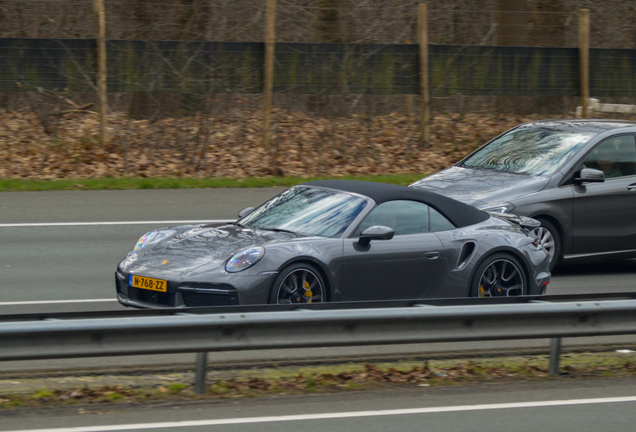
[301,180,489,228]
[518,119,636,134]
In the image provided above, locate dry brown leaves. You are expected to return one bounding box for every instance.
[2,360,635,409]
[0,108,551,180]
[219,362,552,393]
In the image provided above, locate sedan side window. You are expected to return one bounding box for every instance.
[583,135,636,179]
[356,200,429,236]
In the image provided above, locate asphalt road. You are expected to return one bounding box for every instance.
[0,188,635,372]
[1,379,635,431]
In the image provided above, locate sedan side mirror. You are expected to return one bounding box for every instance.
[575,168,605,183]
[358,225,394,247]
[237,207,254,218]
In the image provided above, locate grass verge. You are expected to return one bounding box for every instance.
[0,174,427,192]
[1,352,635,410]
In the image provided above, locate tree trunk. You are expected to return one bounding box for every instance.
[308,0,349,115]
[495,0,531,46]
[530,0,566,47]
[128,0,154,119]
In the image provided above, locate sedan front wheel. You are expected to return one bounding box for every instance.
[532,219,561,271]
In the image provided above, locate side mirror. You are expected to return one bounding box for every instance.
[358,225,394,247]
[575,168,605,183]
[237,207,254,218]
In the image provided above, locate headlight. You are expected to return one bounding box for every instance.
[226,246,265,273]
[477,201,516,213]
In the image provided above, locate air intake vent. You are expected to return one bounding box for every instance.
[457,241,476,270]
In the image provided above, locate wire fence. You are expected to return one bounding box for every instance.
[3,1,635,48]
[2,1,636,181]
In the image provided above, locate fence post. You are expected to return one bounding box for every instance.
[418,4,430,147]
[262,0,277,147]
[93,0,107,145]
[579,9,590,118]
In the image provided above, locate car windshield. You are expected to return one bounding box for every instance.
[239,186,368,237]
[461,126,595,175]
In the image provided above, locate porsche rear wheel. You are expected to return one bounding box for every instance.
[471,253,527,298]
[269,263,326,304]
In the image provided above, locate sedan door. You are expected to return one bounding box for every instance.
[340,200,444,301]
[572,134,636,254]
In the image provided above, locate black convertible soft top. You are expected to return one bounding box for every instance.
[302,180,489,228]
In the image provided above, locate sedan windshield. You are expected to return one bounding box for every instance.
[239,186,368,237]
[462,126,595,175]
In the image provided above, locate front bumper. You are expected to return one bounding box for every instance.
[115,270,240,308]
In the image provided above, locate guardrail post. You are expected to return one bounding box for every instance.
[194,352,208,395]
[549,337,562,375]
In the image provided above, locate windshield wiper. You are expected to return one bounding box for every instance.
[255,226,297,234]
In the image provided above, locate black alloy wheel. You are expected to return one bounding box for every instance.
[269,263,326,304]
[471,253,527,297]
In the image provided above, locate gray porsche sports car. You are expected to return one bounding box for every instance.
[115,180,550,308]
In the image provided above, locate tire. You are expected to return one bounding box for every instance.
[470,253,528,298]
[531,219,562,272]
[269,262,327,304]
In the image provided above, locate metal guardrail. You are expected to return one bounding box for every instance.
[2,292,636,322]
[1,298,636,393]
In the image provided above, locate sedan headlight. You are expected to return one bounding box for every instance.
[226,246,265,273]
[477,201,516,213]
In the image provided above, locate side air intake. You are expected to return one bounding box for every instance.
[457,241,476,270]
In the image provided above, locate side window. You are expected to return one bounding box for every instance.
[356,200,429,236]
[430,207,455,232]
[583,135,636,179]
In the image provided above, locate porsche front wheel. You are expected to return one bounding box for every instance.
[269,263,326,304]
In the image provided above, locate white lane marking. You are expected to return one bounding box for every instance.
[6,396,636,432]
[0,299,117,306]
[0,220,235,228]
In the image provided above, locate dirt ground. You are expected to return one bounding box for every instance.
[0,108,552,180]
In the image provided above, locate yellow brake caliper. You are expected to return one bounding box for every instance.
[303,280,313,303]
[479,285,485,297]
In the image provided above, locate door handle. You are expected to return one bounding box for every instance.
[424,251,440,259]
[628,184,636,191]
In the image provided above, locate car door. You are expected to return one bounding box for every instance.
[340,200,444,301]
[572,134,636,254]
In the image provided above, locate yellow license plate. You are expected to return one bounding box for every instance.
[129,274,167,292]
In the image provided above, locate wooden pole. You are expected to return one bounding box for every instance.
[262,0,276,147]
[579,9,590,119]
[418,4,430,147]
[94,0,107,145]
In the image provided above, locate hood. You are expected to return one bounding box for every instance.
[409,166,550,206]
[126,224,304,271]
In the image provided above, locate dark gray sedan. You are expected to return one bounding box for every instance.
[116,180,550,308]
[410,119,636,270]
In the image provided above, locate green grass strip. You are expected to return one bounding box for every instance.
[0,174,427,192]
